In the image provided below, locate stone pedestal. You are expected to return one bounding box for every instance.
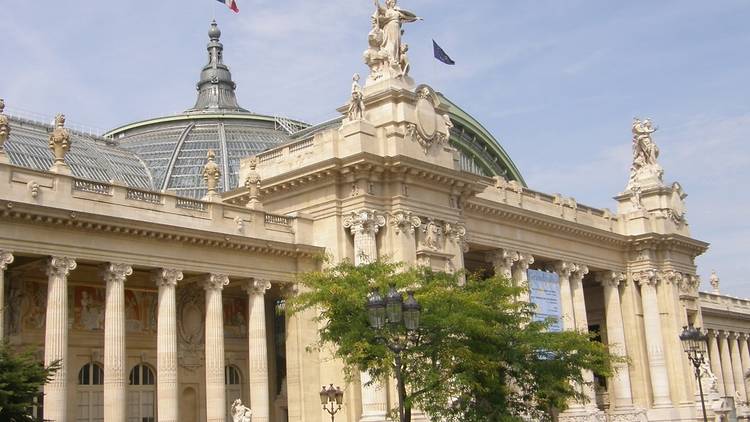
[245,279,272,422]
[102,263,133,422]
[204,274,230,422]
[708,331,727,396]
[154,268,183,422]
[44,256,77,422]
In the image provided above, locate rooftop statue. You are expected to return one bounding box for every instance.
[48,113,71,170]
[346,73,365,121]
[0,99,9,150]
[202,149,222,200]
[364,0,421,85]
[627,118,664,190]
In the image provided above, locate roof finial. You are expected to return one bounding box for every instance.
[48,113,72,174]
[0,99,10,158]
[202,149,222,201]
[710,270,720,294]
[188,20,247,113]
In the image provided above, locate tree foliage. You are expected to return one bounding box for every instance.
[0,342,60,422]
[288,260,617,422]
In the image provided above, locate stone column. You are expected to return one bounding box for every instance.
[244,279,272,422]
[740,334,750,403]
[634,270,671,407]
[570,265,598,410]
[153,268,183,422]
[597,271,635,409]
[344,210,388,421]
[0,251,14,341]
[708,330,727,396]
[44,256,77,422]
[343,210,385,265]
[719,331,737,397]
[730,332,748,403]
[102,263,133,422]
[554,262,576,333]
[512,253,534,303]
[204,274,230,422]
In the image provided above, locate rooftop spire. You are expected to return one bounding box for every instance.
[188,20,247,113]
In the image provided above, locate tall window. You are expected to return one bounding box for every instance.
[128,364,156,422]
[225,365,243,421]
[77,363,104,422]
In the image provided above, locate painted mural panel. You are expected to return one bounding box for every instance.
[72,286,105,331]
[125,289,158,334]
[10,280,47,333]
[223,296,247,338]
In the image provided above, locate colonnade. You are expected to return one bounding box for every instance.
[0,250,273,422]
[707,329,750,406]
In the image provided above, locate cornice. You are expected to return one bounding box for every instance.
[0,201,320,259]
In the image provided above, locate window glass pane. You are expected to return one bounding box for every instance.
[93,364,104,385]
[143,366,155,385]
[79,364,90,385]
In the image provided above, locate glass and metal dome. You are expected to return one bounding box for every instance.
[105,20,308,199]
[5,115,154,189]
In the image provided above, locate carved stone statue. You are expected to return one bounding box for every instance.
[48,113,71,168]
[346,73,365,121]
[244,155,262,206]
[710,271,720,294]
[202,149,221,199]
[231,398,252,422]
[627,118,664,190]
[364,0,421,84]
[0,98,10,150]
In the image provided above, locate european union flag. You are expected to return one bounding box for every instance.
[433,40,455,65]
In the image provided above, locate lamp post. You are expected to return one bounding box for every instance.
[680,324,709,422]
[366,285,421,422]
[320,384,344,422]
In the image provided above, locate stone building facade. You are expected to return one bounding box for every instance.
[1,7,749,422]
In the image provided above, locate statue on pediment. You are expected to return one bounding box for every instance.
[364,0,421,84]
[627,118,664,190]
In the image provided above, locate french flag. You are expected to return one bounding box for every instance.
[216,0,239,13]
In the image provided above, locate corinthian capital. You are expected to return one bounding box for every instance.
[152,268,183,288]
[244,279,271,296]
[515,253,534,271]
[554,261,574,279]
[0,251,14,271]
[389,211,422,236]
[488,249,518,278]
[571,264,589,281]
[343,210,386,236]
[633,269,659,287]
[596,271,626,288]
[101,263,133,284]
[46,256,77,278]
[203,273,230,291]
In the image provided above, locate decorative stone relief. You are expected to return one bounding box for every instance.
[420,218,444,251]
[627,117,664,191]
[389,211,421,235]
[443,222,467,252]
[667,182,688,226]
[363,0,421,84]
[27,181,40,199]
[177,283,204,370]
[405,86,453,155]
[48,114,71,168]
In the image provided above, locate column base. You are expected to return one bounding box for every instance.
[558,408,606,422]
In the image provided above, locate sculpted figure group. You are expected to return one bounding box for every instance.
[231,398,252,422]
[627,117,664,190]
[364,0,421,84]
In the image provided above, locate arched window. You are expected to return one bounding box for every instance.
[128,364,156,422]
[225,365,243,421]
[77,363,104,422]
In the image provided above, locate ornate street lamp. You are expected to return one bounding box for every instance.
[366,285,421,422]
[320,384,344,422]
[680,324,709,422]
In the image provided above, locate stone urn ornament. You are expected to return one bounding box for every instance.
[0,99,10,151]
[48,113,71,170]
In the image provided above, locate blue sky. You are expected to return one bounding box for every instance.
[2,1,749,296]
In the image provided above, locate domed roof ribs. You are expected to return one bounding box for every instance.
[161,122,195,191]
[187,20,248,113]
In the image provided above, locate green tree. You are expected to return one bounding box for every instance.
[288,260,617,422]
[0,342,60,422]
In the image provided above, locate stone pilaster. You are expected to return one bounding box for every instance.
[204,274,230,422]
[0,251,14,341]
[512,253,534,302]
[634,270,671,407]
[44,256,77,422]
[244,279,272,422]
[596,271,636,410]
[489,249,518,279]
[102,263,132,422]
[343,210,386,265]
[740,334,750,403]
[730,332,747,404]
[719,331,737,398]
[153,268,183,422]
[707,330,726,396]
